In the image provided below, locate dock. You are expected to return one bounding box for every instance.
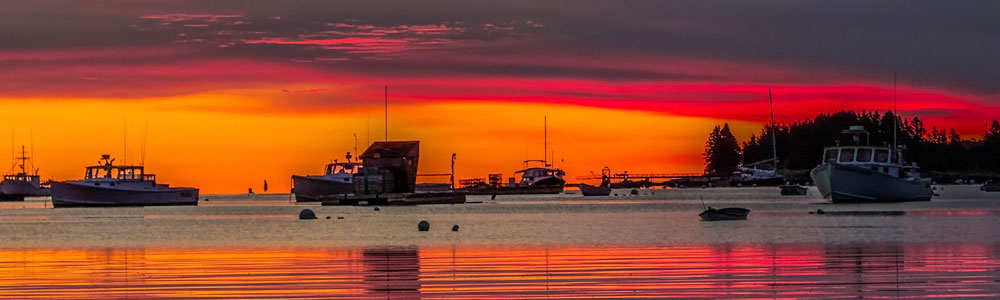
[321,192,466,206]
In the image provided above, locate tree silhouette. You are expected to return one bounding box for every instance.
[704,123,741,176]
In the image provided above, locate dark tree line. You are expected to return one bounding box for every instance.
[737,110,1000,172]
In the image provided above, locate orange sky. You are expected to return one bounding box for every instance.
[1,94,758,193]
[2,2,999,193]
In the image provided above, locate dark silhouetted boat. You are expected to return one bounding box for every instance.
[580,166,612,196]
[1,145,49,201]
[780,184,808,195]
[579,183,611,196]
[50,155,198,207]
[292,152,361,202]
[699,207,750,221]
[983,182,1000,192]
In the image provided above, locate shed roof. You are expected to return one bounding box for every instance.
[359,141,419,159]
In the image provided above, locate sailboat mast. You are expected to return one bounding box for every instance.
[384,85,388,141]
[892,72,898,163]
[769,89,777,163]
[544,115,547,167]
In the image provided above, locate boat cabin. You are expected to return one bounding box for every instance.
[3,173,40,184]
[821,146,921,179]
[325,162,360,175]
[516,167,564,184]
[83,156,155,182]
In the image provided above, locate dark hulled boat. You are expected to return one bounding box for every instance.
[50,155,198,207]
[699,207,750,221]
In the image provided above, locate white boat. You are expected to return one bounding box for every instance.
[1,145,50,201]
[809,126,932,203]
[50,155,198,207]
[292,153,361,202]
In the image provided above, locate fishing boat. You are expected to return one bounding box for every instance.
[0,145,49,201]
[580,167,612,196]
[456,116,566,195]
[699,207,750,221]
[458,161,566,195]
[292,152,361,202]
[809,126,932,203]
[50,155,198,207]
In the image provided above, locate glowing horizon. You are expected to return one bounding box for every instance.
[1,1,998,192]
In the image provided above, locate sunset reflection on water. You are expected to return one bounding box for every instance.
[2,243,999,299]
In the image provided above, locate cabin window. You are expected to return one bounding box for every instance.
[838,148,855,162]
[856,149,873,162]
[874,149,889,163]
[824,149,838,163]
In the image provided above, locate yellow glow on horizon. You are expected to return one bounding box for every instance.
[1,94,757,193]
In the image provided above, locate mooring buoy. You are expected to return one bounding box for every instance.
[374,207,381,211]
[451,225,459,231]
[299,209,317,220]
[418,220,430,231]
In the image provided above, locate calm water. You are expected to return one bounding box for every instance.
[1,186,999,298]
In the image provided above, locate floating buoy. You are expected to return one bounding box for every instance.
[374,207,381,211]
[816,209,825,215]
[299,209,317,220]
[491,195,497,200]
[418,220,430,231]
[451,225,459,232]
[630,189,639,195]
[326,216,331,219]
[337,216,344,219]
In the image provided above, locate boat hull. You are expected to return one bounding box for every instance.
[458,184,564,195]
[780,185,809,196]
[0,180,49,197]
[291,175,355,202]
[50,181,199,208]
[810,164,932,203]
[982,184,1000,192]
[579,184,611,196]
[699,207,750,221]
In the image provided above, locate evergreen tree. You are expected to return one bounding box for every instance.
[704,123,742,176]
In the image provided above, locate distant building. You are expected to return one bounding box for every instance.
[354,141,420,194]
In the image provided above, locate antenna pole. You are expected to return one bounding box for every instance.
[892,72,898,163]
[384,85,388,141]
[769,88,777,163]
[123,118,127,165]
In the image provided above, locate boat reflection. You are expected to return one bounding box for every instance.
[1,243,999,299]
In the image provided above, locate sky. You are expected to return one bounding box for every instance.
[1,0,998,193]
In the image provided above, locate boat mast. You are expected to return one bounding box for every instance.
[892,72,898,164]
[769,89,777,164]
[544,115,547,167]
[384,85,388,141]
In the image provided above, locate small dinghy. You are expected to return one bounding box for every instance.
[579,183,611,196]
[780,184,808,195]
[699,207,750,221]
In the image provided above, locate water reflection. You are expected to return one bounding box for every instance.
[1,243,999,299]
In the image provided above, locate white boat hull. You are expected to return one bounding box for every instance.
[810,163,932,203]
[0,180,49,198]
[292,175,354,202]
[50,181,198,207]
